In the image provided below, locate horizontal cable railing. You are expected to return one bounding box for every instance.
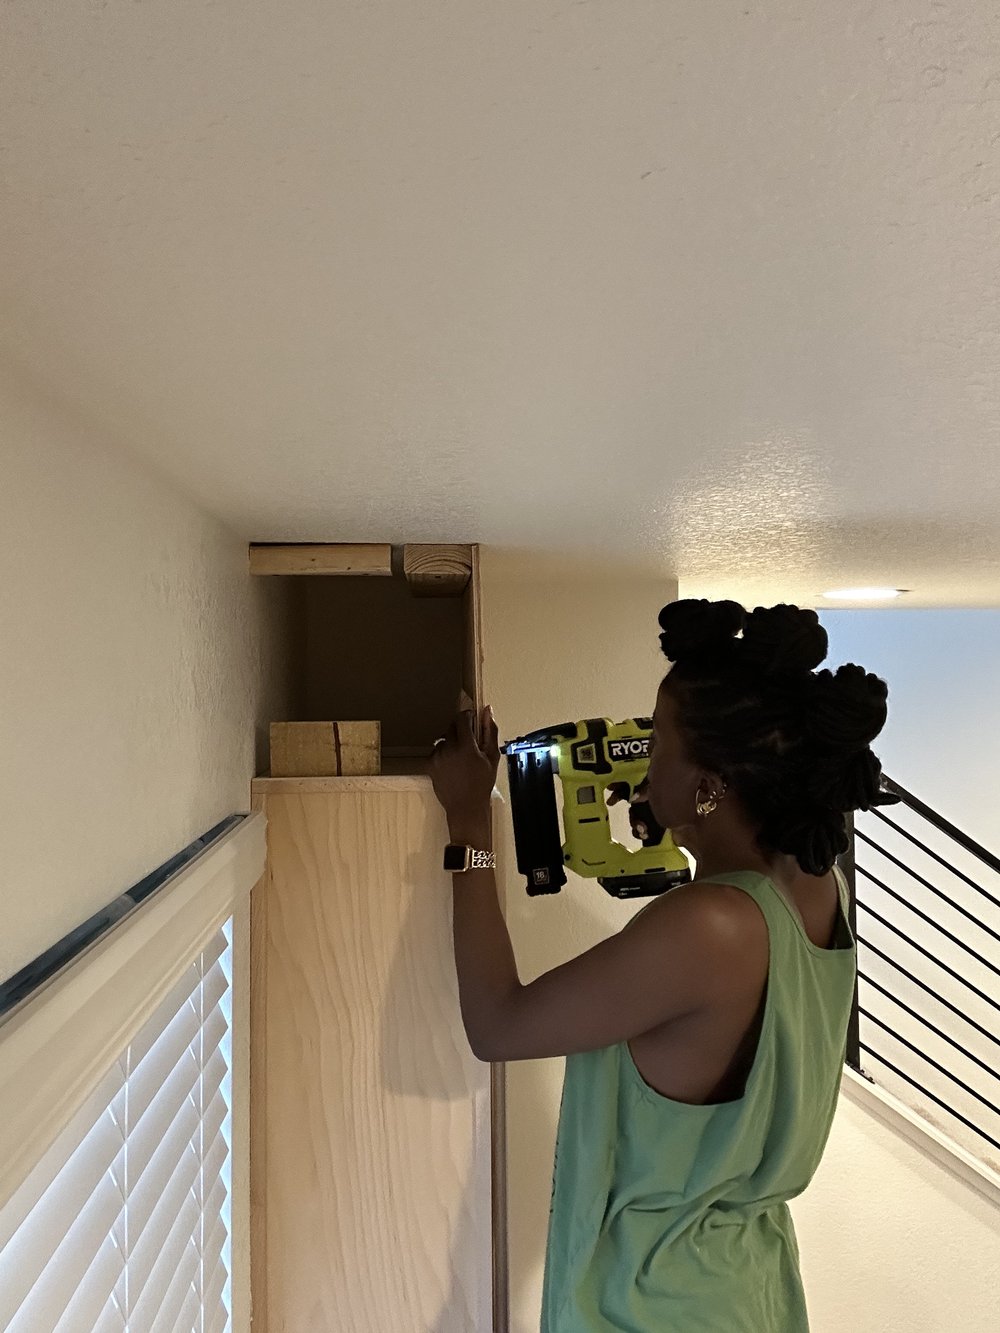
[842,777,1000,1161]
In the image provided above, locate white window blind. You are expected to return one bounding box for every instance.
[0,923,234,1332]
[0,813,263,1333]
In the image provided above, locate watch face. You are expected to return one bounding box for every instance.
[443,844,469,872]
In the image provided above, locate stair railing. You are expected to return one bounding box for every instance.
[840,777,1000,1157]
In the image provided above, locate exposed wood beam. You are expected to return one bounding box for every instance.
[403,544,473,597]
[249,544,393,576]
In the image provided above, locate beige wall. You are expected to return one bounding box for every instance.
[0,363,292,983]
[792,1092,999,1332]
[0,366,293,1329]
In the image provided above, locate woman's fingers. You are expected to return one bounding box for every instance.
[445,702,501,759]
[486,706,501,759]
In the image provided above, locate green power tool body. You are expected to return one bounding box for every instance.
[502,717,692,898]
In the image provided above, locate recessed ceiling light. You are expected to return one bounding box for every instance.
[821,587,906,601]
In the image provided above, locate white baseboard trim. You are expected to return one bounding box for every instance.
[841,1065,1000,1208]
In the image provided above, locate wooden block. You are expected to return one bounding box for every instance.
[249,544,393,576]
[403,544,473,597]
[269,721,380,776]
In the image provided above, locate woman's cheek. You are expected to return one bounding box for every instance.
[650,767,692,830]
[643,765,671,827]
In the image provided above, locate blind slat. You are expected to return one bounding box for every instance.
[0,1064,123,1252]
[150,1236,200,1333]
[202,958,229,1019]
[175,1282,203,1333]
[129,992,202,1127]
[129,1076,201,1228]
[204,1208,229,1272]
[130,1194,202,1330]
[130,1136,201,1288]
[202,932,229,983]
[52,1230,124,1333]
[7,1196,124,1332]
[204,1087,229,1165]
[206,1305,230,1333]
[92,1295,127,1333]
[205,1167,229,1227]
[0,1114,125,1324]
[203,1005,229,1072]
[127,961,202,1076]
[205,1256,228,1322]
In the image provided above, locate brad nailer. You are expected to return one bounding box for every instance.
[501,716,692,899]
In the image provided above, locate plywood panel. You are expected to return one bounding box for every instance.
[251,781,495,1332]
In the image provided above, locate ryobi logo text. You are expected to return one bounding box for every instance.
[607,737,650,763]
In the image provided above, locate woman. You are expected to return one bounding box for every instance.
[431,599,889,1331]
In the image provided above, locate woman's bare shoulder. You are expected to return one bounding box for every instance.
[627,877,769,958]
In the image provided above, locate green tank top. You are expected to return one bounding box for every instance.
[541,866,856,1332]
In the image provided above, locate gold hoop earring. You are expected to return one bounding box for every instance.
[695,782,727,818]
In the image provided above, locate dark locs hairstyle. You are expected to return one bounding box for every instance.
[657,599,890,877]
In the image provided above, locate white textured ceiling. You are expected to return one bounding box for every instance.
[3,3,999,606]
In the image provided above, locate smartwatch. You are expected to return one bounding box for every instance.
[443,843,497,873]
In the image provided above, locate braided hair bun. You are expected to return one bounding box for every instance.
[809,664,889,749]
[741,605,828,675]
[658,599,827,676]
[803,666,889,812]
[657,598,890,876]
[657,598,745,662]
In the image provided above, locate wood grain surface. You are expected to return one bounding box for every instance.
[402,544,473,597]
[249,544,394,577]
[250,783,496,1332]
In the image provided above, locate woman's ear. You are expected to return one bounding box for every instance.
[698,768,728,799]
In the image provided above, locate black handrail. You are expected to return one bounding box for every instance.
[845,774,1000,1157]
[880,776,1000,877]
